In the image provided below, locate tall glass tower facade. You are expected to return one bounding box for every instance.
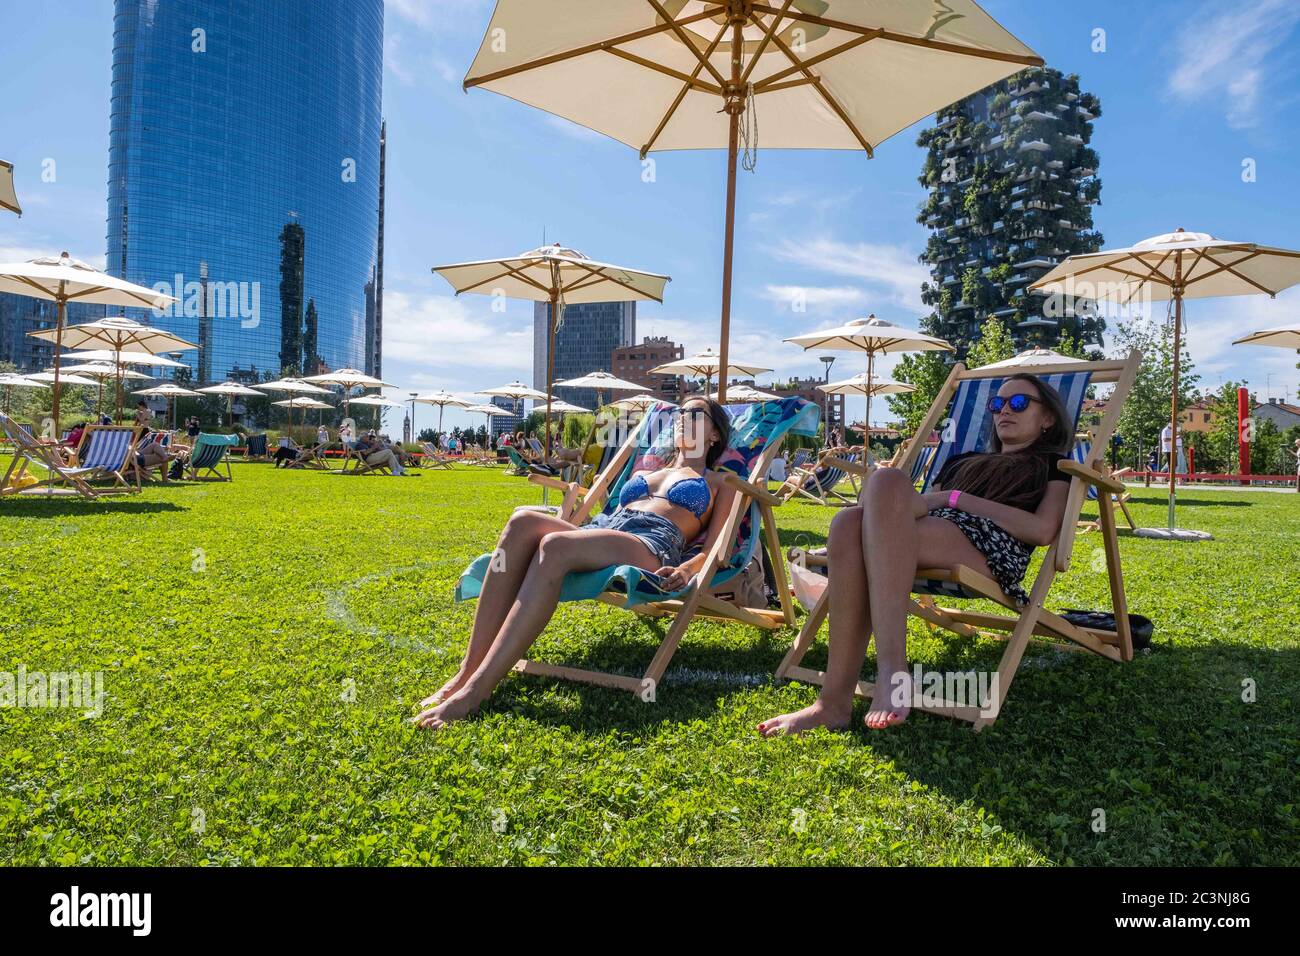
[107,0,384,383]
[533,301,637,411]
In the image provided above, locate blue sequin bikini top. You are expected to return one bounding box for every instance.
[619,472,712,518]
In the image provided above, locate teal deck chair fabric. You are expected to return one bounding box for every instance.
[456,397,819,609]
[188,433,239,480]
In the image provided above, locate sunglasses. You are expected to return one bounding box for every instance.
[987,393,1041,414]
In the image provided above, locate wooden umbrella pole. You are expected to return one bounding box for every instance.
[716,13,745,406]
[864,350,874,464]
[1168,253,1183,530]
[52,297,65,435]
[546,284,558,458]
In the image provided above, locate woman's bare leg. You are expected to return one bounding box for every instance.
[415,528,660,729]
[759,505,872,736]
[420,510,574,707]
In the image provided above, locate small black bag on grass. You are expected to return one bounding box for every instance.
[169,460,184,480]
[1060,609,1154,650]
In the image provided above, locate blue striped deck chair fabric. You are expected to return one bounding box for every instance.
[908,441,938,486]
[777,352,1144,730]
[456,397,820,698]
[187,433,239,480]
[73,425,143,493]
[244,433,269,460]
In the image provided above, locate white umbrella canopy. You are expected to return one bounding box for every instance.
[197,381,267,425]
[0,373,46,418]
[54,362,150,418]
[481,381,549,403]
[818,373,915,397]
[463,2,1039,400]
[136,382,203,429]
[61,349,188,368]
[435,242,670,449]
[0,254,177,429]
[980,347,1079,369]
[348,395,405,409]
[539,398,592,414]
[414,389,472,435]
[25,371,100,387]
[612,393,665,412]
[709,383,780,402]
[649,346,772,386]
[1,159,20,215]
[259,377,332,395]
[304,368,392,388]
[272,397,332,409]
[786,315,953,460]
[553,370,645,392]
[1030,228,1300,534]
[1232,323,1300,349]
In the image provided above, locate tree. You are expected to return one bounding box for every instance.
[888,349,952,438]
[966,316,1017,368]
[1111,314,1198,469]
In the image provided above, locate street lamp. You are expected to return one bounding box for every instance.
[820,355,835,446]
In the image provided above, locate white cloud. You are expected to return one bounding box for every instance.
[1167,0,1300,128]
[769,236,928,311]
[381,288,533,392]
[761,284,866,311]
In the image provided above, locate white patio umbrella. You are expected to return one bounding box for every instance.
[818,373,914,398]
[980,347,1080,370]
[0,160,19,215]
[53,362,150,418]
[463,401,513,441]
[0,254,176,430]
[1031,228,1300,535]
[434,243,669,450]
[539,398,592,415]
[0,373,46,417]
[553,369,646,409]
[1233,323,1300,349]
[196,381,266,425]
[135,382,203,429]
[303,368,394,421]
[414,390,472,436]
[29,314,196,423]
[786,315,953,460]
[650,347,772,394]
[272,396,334,436]
[462,2,1040,400]
[25,371,100,387]
[709,383,780,402]
[259,378,332,433]
[480,381,549,421]
[612,393,666,412]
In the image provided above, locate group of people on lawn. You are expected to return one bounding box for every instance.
[413,373,1076,735]
[272,422,412,473]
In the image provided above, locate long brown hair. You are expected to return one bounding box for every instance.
[942,373,1072,511]
[681,397,731,468]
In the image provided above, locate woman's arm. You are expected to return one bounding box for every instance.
[654,476,738,590]
[923,481,1070,547]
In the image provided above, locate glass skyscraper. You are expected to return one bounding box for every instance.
[533,301,637,411]
[107,0,384,384]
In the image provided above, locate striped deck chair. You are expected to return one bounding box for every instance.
[130,429,174,483]
[71,425,143,494]
[244,433,269,461]
[419,442,455,469]
[778,446,860,505]
[0,413,101,499]
[777,350,1143,730]
[187,433,238,480]
[456,397,821,699]
[1072,437,1136,532]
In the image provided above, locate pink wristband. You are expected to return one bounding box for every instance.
[948,490,962,509]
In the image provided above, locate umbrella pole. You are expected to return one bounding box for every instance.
[545,286,557,462]
[864,351,875,465]
[52,297,66,435]
[1168,264,1183,531]
[716,18,744,406]
[114,347,124,423]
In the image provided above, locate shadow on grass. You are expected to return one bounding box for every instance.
[1124,494,1252,508]
[0,498,186,517]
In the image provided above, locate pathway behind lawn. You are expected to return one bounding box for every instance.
[1,460,1296,865]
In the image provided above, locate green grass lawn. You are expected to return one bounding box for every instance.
[1,460,1296,865]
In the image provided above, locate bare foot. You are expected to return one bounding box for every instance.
[864,667,912,729]
[419,672,467,709]
[757,699,851,738]
[411,690,480,731]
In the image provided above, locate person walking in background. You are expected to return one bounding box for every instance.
[185,415,201,441]
[134,401,152,428]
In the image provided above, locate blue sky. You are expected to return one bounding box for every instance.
[3,0,1300,434]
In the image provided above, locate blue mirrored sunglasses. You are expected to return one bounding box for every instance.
[987,393,1041,414]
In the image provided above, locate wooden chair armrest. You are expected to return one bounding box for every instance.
[1057,459,1125,494]
[823,455,869,476]
[720,472,784,506]
[527,474,587,495]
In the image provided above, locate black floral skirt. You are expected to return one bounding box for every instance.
[927,507,1033,606]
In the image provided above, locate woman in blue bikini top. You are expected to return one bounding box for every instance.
[414,397,739,731]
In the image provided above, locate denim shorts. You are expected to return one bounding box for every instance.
[580,509,686,567]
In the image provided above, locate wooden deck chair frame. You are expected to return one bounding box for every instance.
[777,445,859,506]
[512,403,808,698]
[1072,436,1137,533]
[128,429,174,484]
[775,350,1142,731]
[70,425,144,494]
[0,414,102,499]
[419,441,455,469]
